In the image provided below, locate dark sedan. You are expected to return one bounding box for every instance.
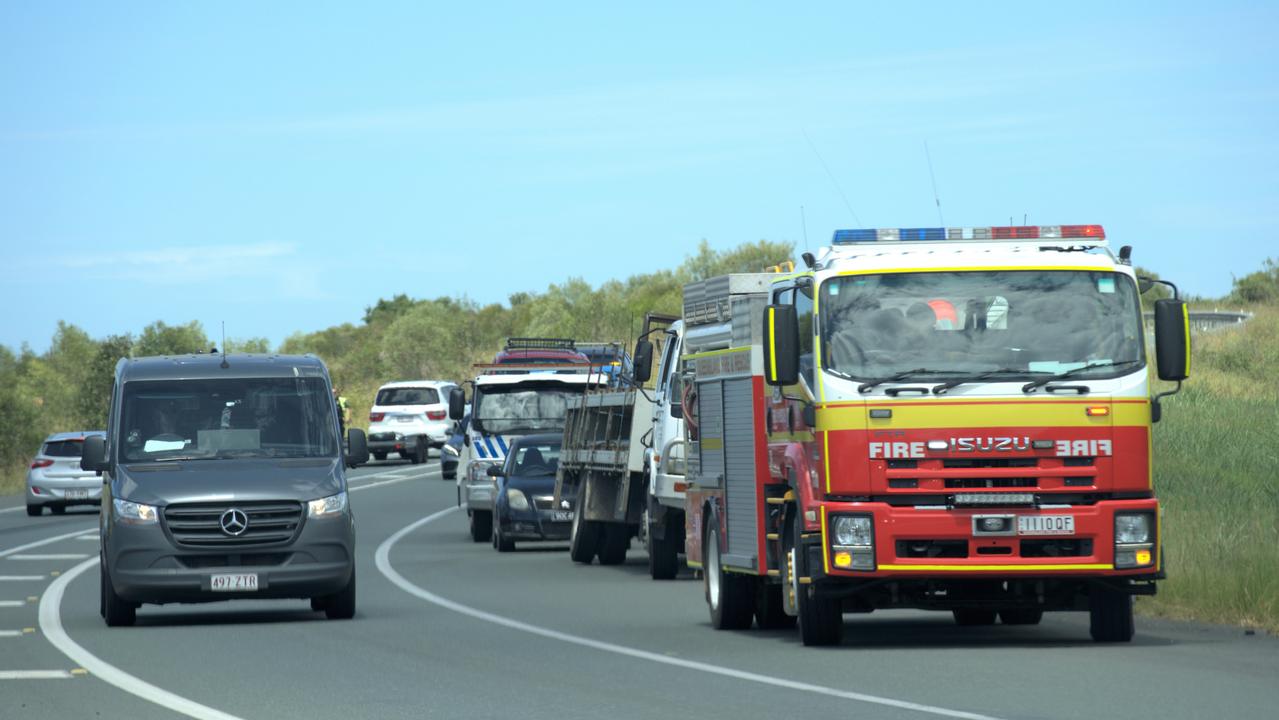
[490,433,571,552]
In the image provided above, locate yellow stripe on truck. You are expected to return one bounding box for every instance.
[817,399,1150,431]
[1182,303,1192,376]
[878,563,1112,572]
[767,306,778,383]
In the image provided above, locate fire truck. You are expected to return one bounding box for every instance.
[680,225,1191,645]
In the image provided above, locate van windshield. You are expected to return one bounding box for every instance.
[119,377,340,463]
[472,382,576,434]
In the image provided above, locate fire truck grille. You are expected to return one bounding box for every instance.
[944,477,1038,489]
[942,458,1038,469]
[1020,539,1093,558]
[896,539,968,559]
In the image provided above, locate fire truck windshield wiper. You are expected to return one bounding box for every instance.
[1021,359,1144,393]
[856,368,953,394]
[931,368,1036,395]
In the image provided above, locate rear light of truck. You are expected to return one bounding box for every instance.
[427,410,447,421]
[30,459,53,469]
[369,412,385,422]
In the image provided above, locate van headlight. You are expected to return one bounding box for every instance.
[308,491,348,518]
[468,461,498,483]
[113,498,159,525]
[830,514,875,571]
[506,489,530,511]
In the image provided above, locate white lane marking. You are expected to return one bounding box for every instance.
[0,506,27,514]
[347,465,436,485]
[0,576,47,581]
[0,600,27,607]
[0,670,72,679]
[349,467,441,494]
[0,528,97,560]
[42,558,248,720]
[7,554,91,561]
[376,509,1006,720]
[77,536,100,541]
[0,629,25,637]
[34,467,428,720]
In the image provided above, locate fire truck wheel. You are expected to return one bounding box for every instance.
[1089,587,1134,642]
[569,501,600,564]
[790,522,842,645]
[598,524,630,565]
[754,583,796,630]
[469,510,492,543]
[999,608,1044,625]
[705,525,754,630]
[952,609,998,626]
[647,513,680,580]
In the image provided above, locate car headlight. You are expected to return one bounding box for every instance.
[308,491,348,518]
[833,515,873,547]
[1115,513,1152,544]
[506,489,530,511]
[113,498,159,525]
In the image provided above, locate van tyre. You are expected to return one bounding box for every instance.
[999,608,1044,625]
[323,570,357,620]
[598,524,630,565]
[953,609,998,626]
[1089,586,1134,642]
[705,524,754,630]
[26,504,41,517]
[101,560,136,627]
[469,510,492,543]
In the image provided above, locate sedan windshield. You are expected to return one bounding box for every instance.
[820,270,1144,380]
[472,382,577,434]
[119,377,340,463]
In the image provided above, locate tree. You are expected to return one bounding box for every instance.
[1133,266,1172,302]
[76,334,134,428]
[225,337,271,353]
[363,294,419,325]
[1229,258,1279,305]
[135,321,209,356]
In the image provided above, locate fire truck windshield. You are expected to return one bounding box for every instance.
[819,270,1145,381]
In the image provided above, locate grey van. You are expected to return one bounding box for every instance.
[81,353,369,626]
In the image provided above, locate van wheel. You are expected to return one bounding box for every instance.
[102,561,136,627]
[1089,586,1134,642]
[26,504,41,517]
[324,570,357,620]
[469,510,492,543]
[705,524,754,630]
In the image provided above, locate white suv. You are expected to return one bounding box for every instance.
[366,380,457,463]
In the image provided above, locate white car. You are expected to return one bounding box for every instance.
[26,431,106,516]
[366,380,458,463]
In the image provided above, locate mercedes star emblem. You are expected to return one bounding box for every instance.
[219,508,249,536]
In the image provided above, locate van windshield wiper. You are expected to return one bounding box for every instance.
[1021,360,1144,393]
[142,454,215,463]
[931,368,1042,395]
[857,369,955,394]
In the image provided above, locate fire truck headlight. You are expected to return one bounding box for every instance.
[1115,513,1152,544]
[833,515,873,547]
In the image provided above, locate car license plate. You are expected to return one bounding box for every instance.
[64,489,90,500]
[552,510,574,522]
[1018,515,1074,536]
[210,573,258,592]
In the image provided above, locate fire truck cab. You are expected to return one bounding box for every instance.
[682,226,1192,646]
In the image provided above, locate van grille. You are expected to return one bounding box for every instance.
[164,502,304,547]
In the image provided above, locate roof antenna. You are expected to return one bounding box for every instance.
[800,205,810,251]
[802,129,862,227]
[924,141,944,225]
[220,321,229,369]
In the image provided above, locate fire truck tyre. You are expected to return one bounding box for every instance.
[952,609,998,626]
[101,561,136,627]
[569,505,600,564]
[598,524,630,565]
[470,510,492,543]
[323,570,357,620]
[999,608,1044,625]
[705,526,755,630]
[754,582,797,630]
[372,451,387,461]
[647,517,680,580]
[1089,587,1135,642]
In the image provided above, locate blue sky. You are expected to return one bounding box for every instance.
[2,2,1276,352]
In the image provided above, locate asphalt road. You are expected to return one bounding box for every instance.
[2,458,1277,720]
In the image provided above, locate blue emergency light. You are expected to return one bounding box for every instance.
[832,225,1105,244]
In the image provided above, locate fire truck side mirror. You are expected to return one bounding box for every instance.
[448,388,467,420]
[763,304,800,386]
[1153,299,1191,382]
[633,339,654,384]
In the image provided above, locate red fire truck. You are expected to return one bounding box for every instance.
[681,226,1191,645]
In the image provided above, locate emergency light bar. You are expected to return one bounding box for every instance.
[832,225,1105,244]
[504,337,577,350]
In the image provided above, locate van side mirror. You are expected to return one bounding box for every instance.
[81,435,108,472]
[633,339,654,384]
[763,304,800,386]
[448,388,466,420]
[1153,299,1190,382]
[346,428,370,466]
